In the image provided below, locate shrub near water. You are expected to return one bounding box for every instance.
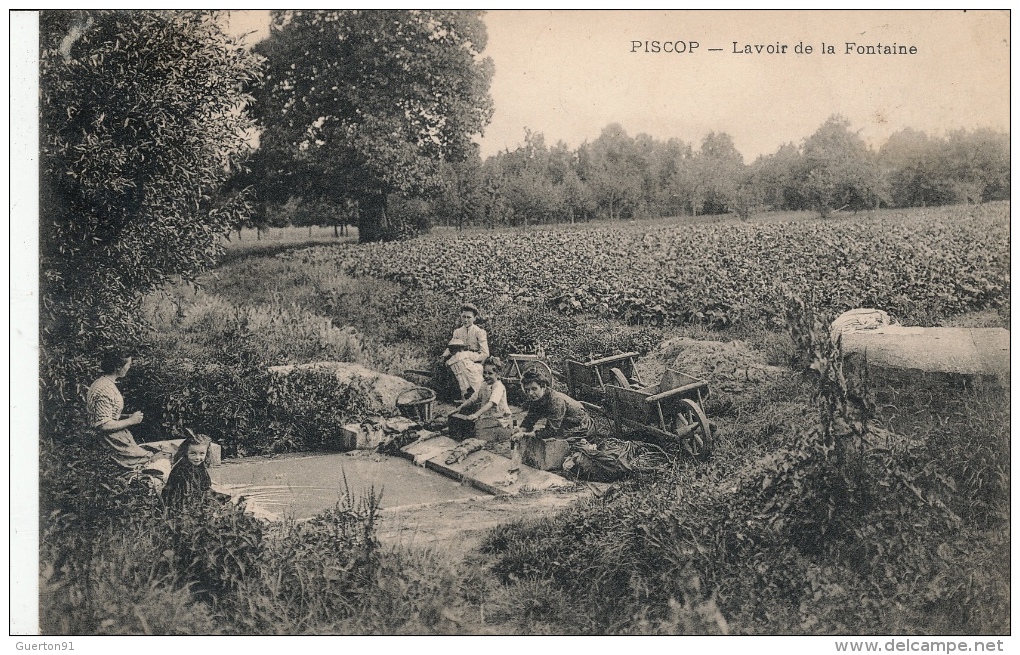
[121,314,382,456]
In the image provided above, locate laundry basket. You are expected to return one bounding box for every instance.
[396,387,437,424]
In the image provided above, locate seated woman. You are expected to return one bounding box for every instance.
[445,337,485,402]
[515,366,594,441]
[85,349,171,481]
[437,303,489,399]
[442,303,489,363]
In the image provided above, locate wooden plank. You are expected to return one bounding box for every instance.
[620,417,677,441]
[644,381,710,404]
[427,449,572,495]
[398,435,460,465]
[585,352,641,367]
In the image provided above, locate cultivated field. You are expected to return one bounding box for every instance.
[296,203,1010,329]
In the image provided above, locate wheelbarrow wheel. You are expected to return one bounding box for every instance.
[675,398,713,459]
[609,367,631,388]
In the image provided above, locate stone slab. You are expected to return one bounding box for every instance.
[971,328,1011,386]
[521,436,570,471]
[447,413,512,442]
[842,327,1009,386]
[341,422,387,450]
[399,436,572,496]
[402,435,462,466]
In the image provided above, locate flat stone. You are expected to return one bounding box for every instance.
[521,435,571,471]
[399,436,573,496]
[842,327,1009,387]
[402,435,461,466]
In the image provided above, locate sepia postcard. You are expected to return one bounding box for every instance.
[12,8,1012,649]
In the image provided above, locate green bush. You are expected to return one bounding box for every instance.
[123,351,381,457]
[39,439,209,634]
[266,369,380,452]
[168,503,268,605]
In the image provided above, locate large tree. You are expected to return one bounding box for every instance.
[40,10,262,352]
[796,115,884,217]
[40,10,262,445]
[253,10,494,241]
[695,131,745,215]
[746,143,804,211]
[579,124,644,220]
[879,128,948,207]
[940,128,1010,204]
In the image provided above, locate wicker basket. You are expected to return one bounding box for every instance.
[396,387,437,424]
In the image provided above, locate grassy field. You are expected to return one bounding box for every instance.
[42,203,1010,634]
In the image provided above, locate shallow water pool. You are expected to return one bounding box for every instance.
[210,452,483,520]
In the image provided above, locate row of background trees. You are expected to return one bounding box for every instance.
[249,117,1009,234]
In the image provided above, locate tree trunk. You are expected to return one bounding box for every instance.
[358,191,389,242]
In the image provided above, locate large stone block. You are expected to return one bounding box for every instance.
[841,327,1009,387]
[342,422,387,450]
[521,435,571,471]
[448,413,512,442]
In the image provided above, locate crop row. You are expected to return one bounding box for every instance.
[287,203,1010,328]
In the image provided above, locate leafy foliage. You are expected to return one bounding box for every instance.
[40,436,458,634]
[880,128,1010,207]
[481,297,1009,634]
[434,116,1007,228]
[39,10,262,438]
[40,10,261,346]
[795,115,884,217]
[294,203,1009,330]
[121,334,380,457]
[252,10,494,241]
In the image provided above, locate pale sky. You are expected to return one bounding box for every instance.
[200,9,1013,163]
